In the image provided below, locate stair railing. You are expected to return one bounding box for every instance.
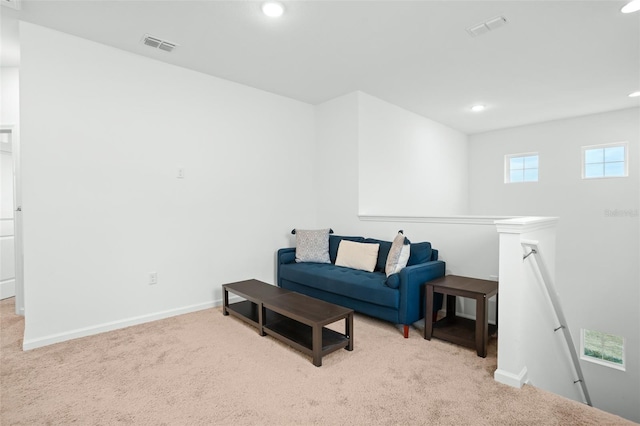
[521,239,592,406]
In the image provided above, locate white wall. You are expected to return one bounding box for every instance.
[19,22,317,349]
[0,67,19,300]
[469,108,640,422]
[315,92,500,309]
[314,92,360,231]
[358,92,468,216]
[1,67,19,124]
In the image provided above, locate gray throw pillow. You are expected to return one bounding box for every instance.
[295,229,331,263]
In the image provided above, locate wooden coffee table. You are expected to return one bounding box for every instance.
[223,279,354,367]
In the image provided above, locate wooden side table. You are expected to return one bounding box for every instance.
[424,275,498,358]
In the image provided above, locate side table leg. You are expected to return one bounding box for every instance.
[446,294,456,320]
[346,313,354,351]
[425,284,434,340]
[222,287,229,316]
[476,294,488,357]
[259,304,266,336]
[312,325,322,367]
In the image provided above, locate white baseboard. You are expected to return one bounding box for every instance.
[0,279,15,300]
[494,367,528,388]
[22,297,240,351]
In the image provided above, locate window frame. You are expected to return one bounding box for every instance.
[504,152,539,184]
[580,328,626,371]
[581,141,628,180]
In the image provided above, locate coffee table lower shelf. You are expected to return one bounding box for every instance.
[226,301,350,356]
[225,300,261,327]
[263,314,351,360]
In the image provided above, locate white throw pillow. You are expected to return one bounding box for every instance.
[295,229,331,263]
[385,232,411,277]
[335,240,380,272]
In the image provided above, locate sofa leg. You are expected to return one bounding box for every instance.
[403,325,409,338]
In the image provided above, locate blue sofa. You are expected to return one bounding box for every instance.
[277,234,445,338]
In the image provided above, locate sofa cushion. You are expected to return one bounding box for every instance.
[363,238,393,272]
[329,235,365,264]
[278,262,399,309]
[335,240,380,272]
[294,228,331,264]
[407,242,432,266]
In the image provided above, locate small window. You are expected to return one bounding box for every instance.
[582,142,628,179]
[505,153,538,183]
[581,329,625,371]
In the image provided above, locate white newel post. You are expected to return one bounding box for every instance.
[493,216,559,388]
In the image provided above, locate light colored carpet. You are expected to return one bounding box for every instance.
[0,297,634,425]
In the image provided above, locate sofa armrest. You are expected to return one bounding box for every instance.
[277,247,296,265]
[276,248,296,288]
[397,260,445,325]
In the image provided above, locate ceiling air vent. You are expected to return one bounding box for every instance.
[1,0,21,10]
[466,15,507,37]
[142,34,177,53]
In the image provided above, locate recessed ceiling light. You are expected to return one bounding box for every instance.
[471,104,487,112]
[621,0,640,13]
[262,2,284,18]
[629,91,640,98]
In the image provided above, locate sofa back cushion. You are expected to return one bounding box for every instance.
[363,238,393,272]
[407,242,433,266]
[331,235,434,269]
[329,235,365,263]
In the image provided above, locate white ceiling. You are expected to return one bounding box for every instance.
[2,0,639,134]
